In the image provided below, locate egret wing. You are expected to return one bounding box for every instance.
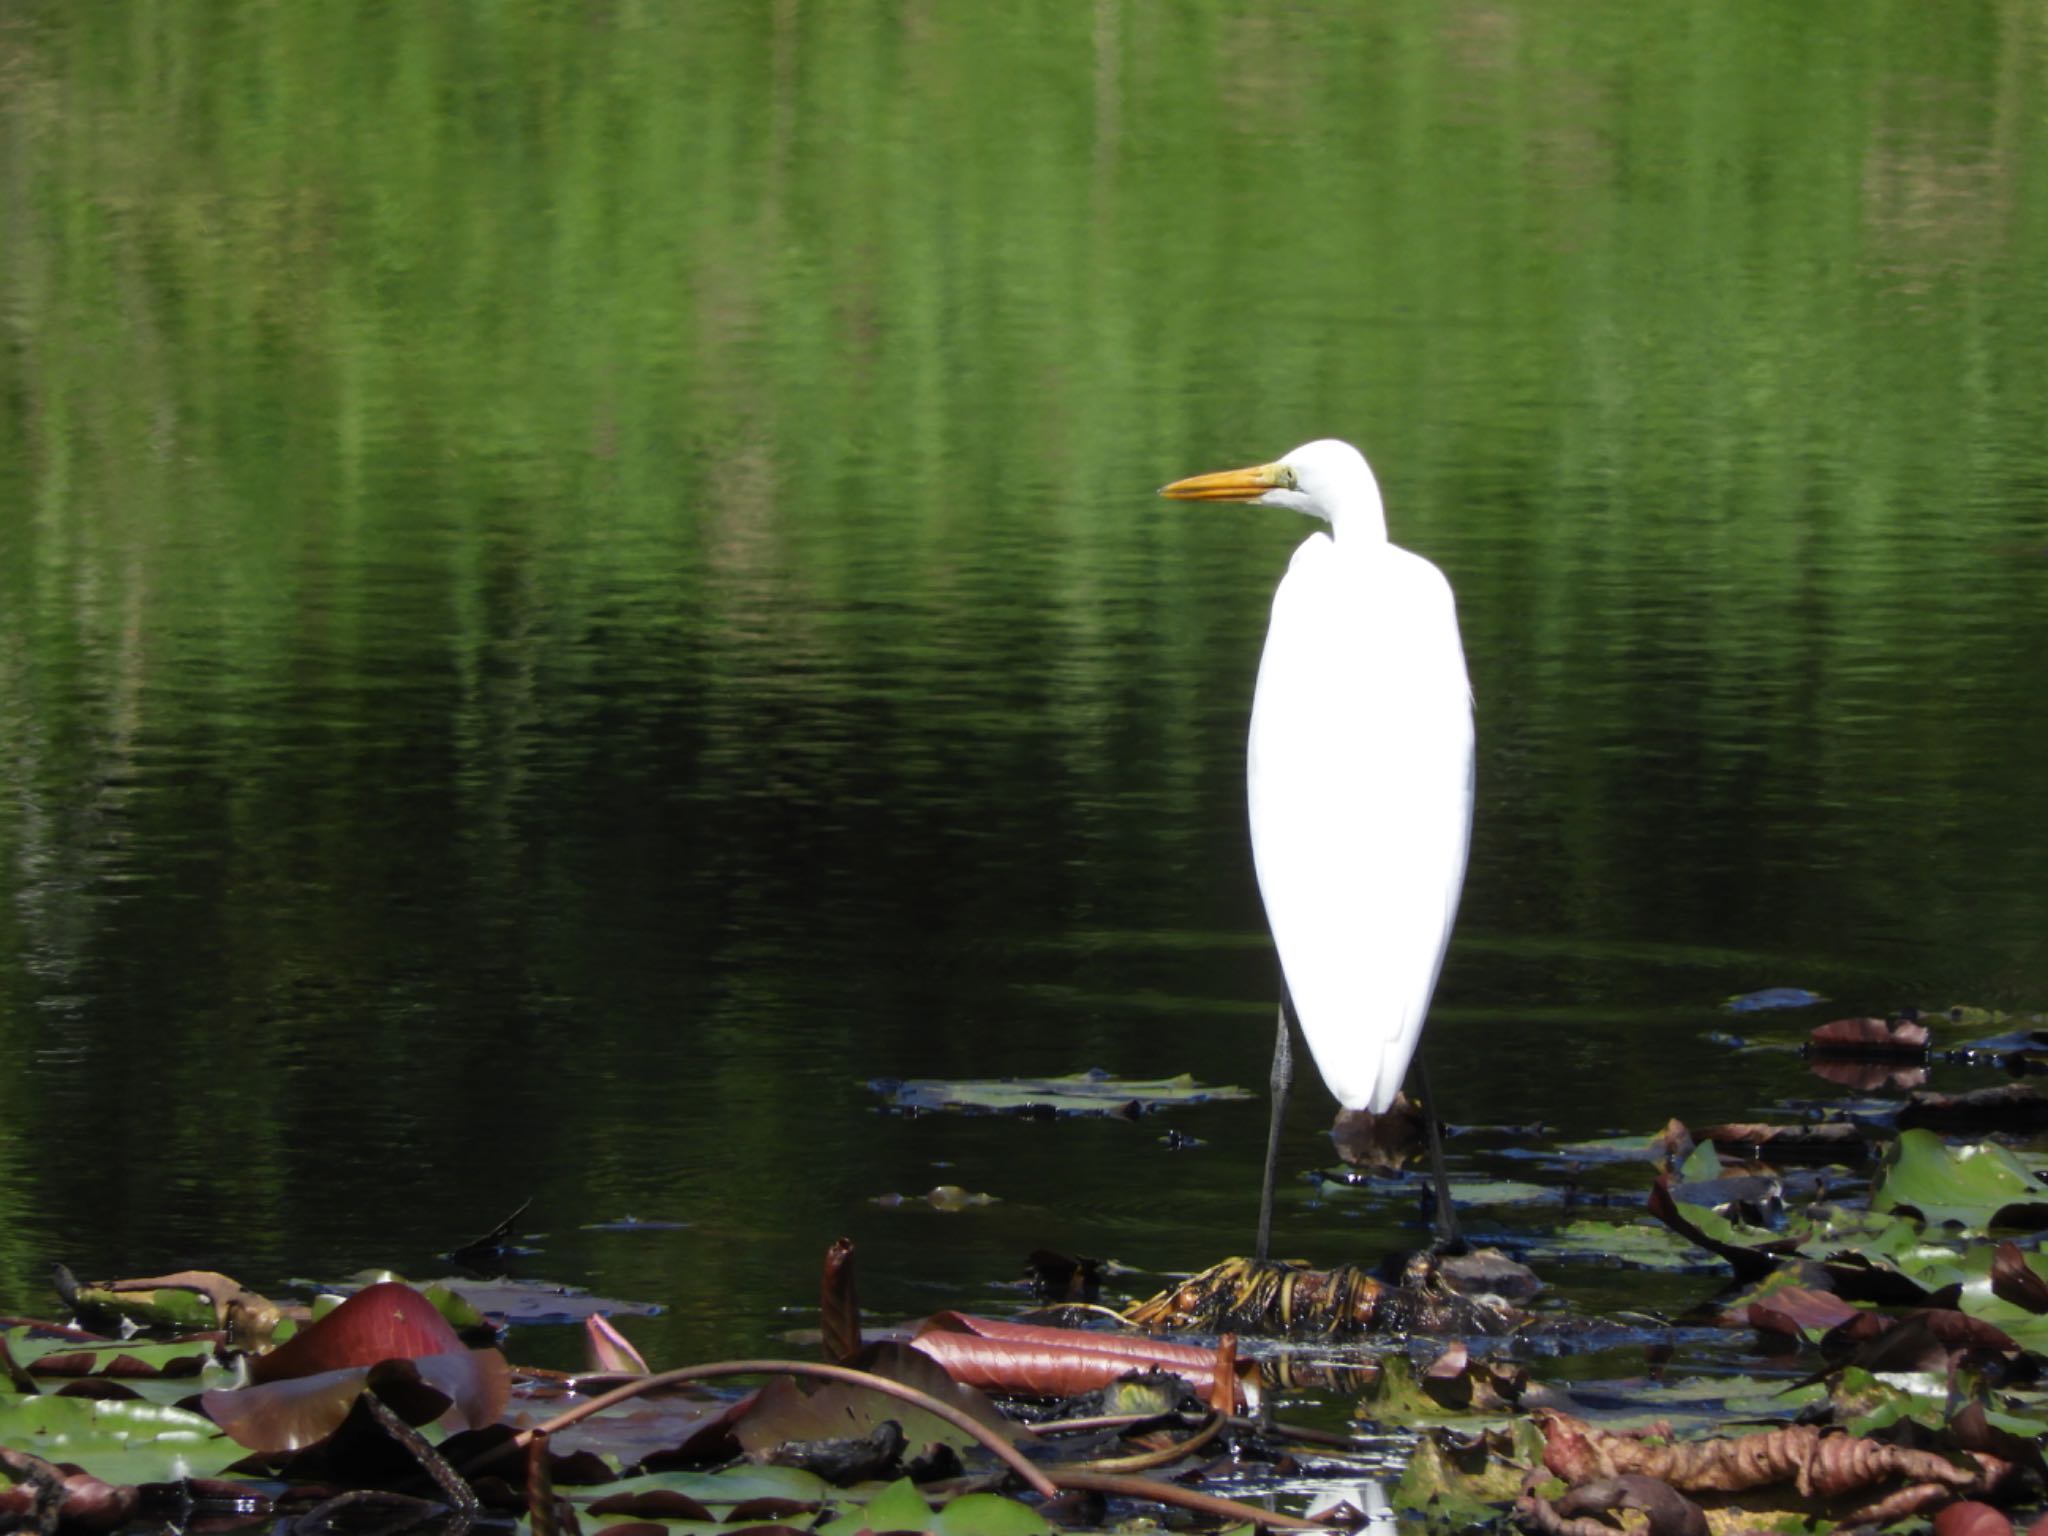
[1248,536,1475,1113]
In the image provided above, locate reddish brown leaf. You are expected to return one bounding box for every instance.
[204,1349,509,1453]
[1934,1501,2014,1536]
[0,1450,138,1534]
[1700,1122,1868,1161]
[820,1238,861,1365]
[1425,1340,1470,1380]
[1746,1286,1862,1339]
[1208,1333,1237,1414]
[910,1312,1232,1403]
[1537,1408,2017,1520]
[1647,1174,1799,1281]
[248,1283,464,1385]
[1554,1475,1709,1536]
[1808,1017,1929,1057]
[1991,1242,2048,1314]
[1806,1059,1928,1092]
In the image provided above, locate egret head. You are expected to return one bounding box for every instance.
[1160,439,1385,539]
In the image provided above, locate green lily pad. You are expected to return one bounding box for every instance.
[0,1394,246,1482]
[815,1478,936,1536]
[1391,1418,1547,1524]
[1525,1217,1712,1272]
[1871,1130,2048,1231]
[933,1491,1054,1536]
[580,1465,834,1509]
[1677,1139,1723,1184]
[871,1069,1252,1116]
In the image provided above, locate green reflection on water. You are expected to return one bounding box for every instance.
[0,2,2043,1360]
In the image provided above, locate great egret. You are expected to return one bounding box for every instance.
[1160,440,1474,1255]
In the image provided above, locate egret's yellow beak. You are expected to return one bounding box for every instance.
[1158,461,1296,501]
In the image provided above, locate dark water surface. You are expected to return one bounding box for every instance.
[2,3,2045,1378]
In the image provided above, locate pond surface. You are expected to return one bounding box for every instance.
[1,1,2045,1391]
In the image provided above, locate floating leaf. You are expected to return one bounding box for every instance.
[910,1312,1229,1403]
[1991,1242,2048,1314]
[204,1349,510,1453]
[871,1185,998,1211]
[1647,1175,1800,1280]
[0,1395,244,1483]
[1699,1121,1868,1162]
[1723,988,1826,1014]
[932,1490,1054,1536]
[403,1277,663,1324]
[1871,1131,2048,1231]
[247,1282,464,1384]
[871,1069,1252,1117]
[1807,1016,1929,1056]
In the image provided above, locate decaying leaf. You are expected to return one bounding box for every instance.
[1698,1120,1868,1162]
[203,1283,510,1453]
[1807,1015,1930,1057]
[1330,1096,1427,1170]
[909,1313,1237,1406]
[821,1238,862,1366]
[741,1342,1021,1459]
[57,1268,282,1345]
[1516,1472,1710,1536]
[1742,1284,1863,1342]
[1121,1256,1523,1338]
[0,1446,138,1533]
[1991,1241,2048,1315]
[1536,1408,2019,1524]
[1646,1174,1801,1279]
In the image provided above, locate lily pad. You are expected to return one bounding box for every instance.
[1724,987,1827,1013]
[1870,1130,2048,1231]
[871,1069,1252,1117]
[1523,1217,1713,1272]
[580,1466,834,1511]
[0,1395,245,1482]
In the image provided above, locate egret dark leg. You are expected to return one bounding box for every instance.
[1254,989,1295,1262]
[1416,1055,1464,1253]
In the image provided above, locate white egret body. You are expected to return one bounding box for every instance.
[1162,440,1474,1239]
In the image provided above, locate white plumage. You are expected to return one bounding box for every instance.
[1163,439,1474,1115]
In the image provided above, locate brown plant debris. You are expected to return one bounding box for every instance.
[1515,1473,1709,1536]
[1536,1409,2018,1525]
[1121,1257,1523,1337]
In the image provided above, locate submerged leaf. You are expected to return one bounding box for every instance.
[871,1069,1252,1116]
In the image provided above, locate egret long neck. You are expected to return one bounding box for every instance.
[1327,493,1387,545]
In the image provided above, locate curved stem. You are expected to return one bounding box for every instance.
[513,1358,1057,1500]
[1067,1410,1225,1473]
[1052,1469,1331,1531]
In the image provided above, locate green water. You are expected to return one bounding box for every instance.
[1,2,2044,1368]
